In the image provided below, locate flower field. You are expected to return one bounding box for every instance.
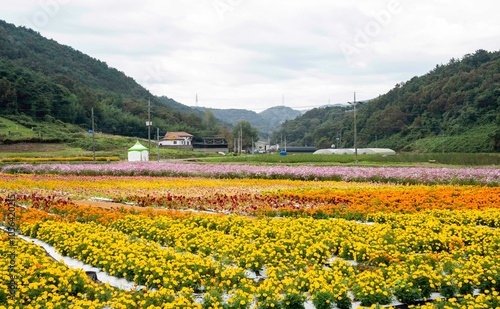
[2,162,499,185]
[1,163,500,309]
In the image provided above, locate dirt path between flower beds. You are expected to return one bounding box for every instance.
[73,200,229,217]
[73,200,214,215]
[74,200,160,212]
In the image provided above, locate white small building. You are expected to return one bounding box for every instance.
[254,140,271,153]
[158,132,193,148]
[127,141,149,162]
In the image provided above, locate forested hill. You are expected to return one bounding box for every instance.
[273,50,500,152]
[0,20,209,138]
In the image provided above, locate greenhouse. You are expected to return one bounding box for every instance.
[313,148,396,155]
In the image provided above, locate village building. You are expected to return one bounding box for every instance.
[254,140,268,153]
[158,132,193,150]
[193,136,229,153]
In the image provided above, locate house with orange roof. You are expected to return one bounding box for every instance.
[158,132,193,149]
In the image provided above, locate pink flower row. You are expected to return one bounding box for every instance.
[3,162,499,185]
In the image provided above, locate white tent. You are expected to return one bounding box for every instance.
[127,141,149,162]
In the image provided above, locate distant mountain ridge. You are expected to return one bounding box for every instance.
[193,105,302,137]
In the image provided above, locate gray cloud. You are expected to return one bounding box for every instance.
[1,0,499,111]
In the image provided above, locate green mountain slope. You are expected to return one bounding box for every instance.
[259,106,303,133]
[0,20,208,139]
[273,49,500,152]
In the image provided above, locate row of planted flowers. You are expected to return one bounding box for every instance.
[0,231,203,309]
[6,201,500,308]
[1,162,499,185]
[0,156,120,163]
[1,175,499,222]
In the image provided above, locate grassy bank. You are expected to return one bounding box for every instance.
[197,152,500,166]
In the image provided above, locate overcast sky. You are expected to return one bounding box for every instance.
[1,1,499,111]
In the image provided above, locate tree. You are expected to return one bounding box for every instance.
[0,77,18,114]
[494,106,500,151]
[219,125,234,149]
[202,109,219,136]
[232,120,259,152]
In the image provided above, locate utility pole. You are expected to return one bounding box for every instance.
[348,92,358,165]
[157,127,160,162]
[239,127,243,154]
[147,98,151,153]
[91,107,95,162]
[442,131,445,154]
[353,92,358,165]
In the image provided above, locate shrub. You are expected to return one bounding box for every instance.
[281,290,306,309]
[440,279,458,298]
[312,290,335,309]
